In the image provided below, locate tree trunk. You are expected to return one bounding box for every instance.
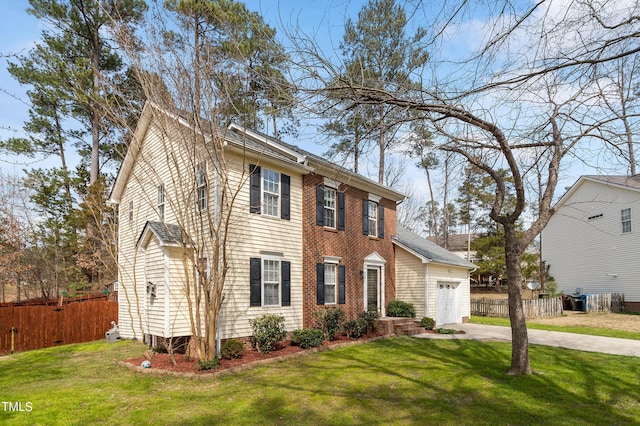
[505,223,532,375]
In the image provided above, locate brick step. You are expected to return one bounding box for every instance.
[375,317,425,336]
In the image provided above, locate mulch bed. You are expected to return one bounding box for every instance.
[123,332,385,377]
[121,329,465,378]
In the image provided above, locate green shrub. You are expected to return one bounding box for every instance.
[290,328,324,349]
[197,356,220,371]
[436,328,457,334]
[358,309,379,334]
[314,307,346,341]
[419,317,436,330]
[249,314,287,354]
[387,300,416,318]
[343,319,362,339]
[220,339,244,360]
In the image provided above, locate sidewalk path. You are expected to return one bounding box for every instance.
[416,323,640,357]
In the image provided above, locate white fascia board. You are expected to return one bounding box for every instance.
[227,123,307,164]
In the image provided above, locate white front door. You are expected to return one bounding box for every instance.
[437,282,461,325]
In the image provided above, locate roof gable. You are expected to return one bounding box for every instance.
[137,221,191,250]
[555,175,640,209]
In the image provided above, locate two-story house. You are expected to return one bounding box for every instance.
[542,175,640,312]
[109,102,407,345]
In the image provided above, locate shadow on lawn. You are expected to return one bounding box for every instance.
[205,337,640,425]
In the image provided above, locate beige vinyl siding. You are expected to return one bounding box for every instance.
[543,179,640,301]
[219,153,304,339]
[143,239,166,337]
[117,117,304,340]
[426,263,470,320]
[395,246,426,317]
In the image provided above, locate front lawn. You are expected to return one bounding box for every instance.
[1,337,639,425]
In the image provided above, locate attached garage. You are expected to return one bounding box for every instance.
[393,227,476,326]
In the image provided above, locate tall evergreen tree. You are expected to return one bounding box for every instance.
[337,0,428,182]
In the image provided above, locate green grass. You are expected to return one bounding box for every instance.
[1,337,640,425]
[470,315,640,340]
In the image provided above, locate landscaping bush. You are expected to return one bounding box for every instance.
[314,307,346,340]
[420,317,436,330]
[220,339,244,360]
[358,309,379,334]
[290,328,324,349]
[249,314,287,354]
[197,356,220,371]
[343,319,363,339]
[436,328,457,334]
[386,300,416,318]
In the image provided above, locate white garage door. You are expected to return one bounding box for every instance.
[437,282,461,326]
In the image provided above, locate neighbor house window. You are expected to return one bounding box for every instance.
[621,208,632,233]
[196,163,207,211]
[324,187,336,228]
[157,185,165,220]
[249,257,291,307]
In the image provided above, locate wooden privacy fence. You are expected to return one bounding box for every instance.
[471,297,563,318]
[584,293,624,313]
[0,297,118,354]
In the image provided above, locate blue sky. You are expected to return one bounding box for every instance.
[0,0,611,215]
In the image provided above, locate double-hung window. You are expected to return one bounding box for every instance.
[249,164,290,220]
[157,185,165,221]
[367,201,378,237]
[362,196,384,238]
[316,260,345,305]
[249,257,291,307]
[324,263,337,304]
[324,187,336,228]
[621,208,632,234]
[262,169,280,217]
[196,163,207,211]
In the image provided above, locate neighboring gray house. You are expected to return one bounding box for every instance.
[542,175,640,312]
[394,227,476,326]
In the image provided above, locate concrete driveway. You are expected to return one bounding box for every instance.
[416,323,640,357]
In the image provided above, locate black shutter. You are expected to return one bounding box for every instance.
[281,261,291,306]
[316,263,325,305]
[281,174,290,220]
[338,265,346,305]
[362,199,369,235]
[250,258,261,307]
[316,185,324,226]
[337,192,345,230]
[378,204,385,239]
[249,164,261,214]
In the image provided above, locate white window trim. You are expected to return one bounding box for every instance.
[197,162,207,211]
[368,193,381,203]
[621,208,632,234]
[157,185,165,221]
[324,263,337,305]
[323,177,340,189]
[261,255,281,307]
[261,168,281,218]
[128,200,134,222]
[368,201,378,237]
[324,186,337,229]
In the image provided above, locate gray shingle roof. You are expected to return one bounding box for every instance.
[582,175,640,190]
[138,221,191,248]
[393,227,476,269]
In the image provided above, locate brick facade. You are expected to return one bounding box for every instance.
[301,173,398,328]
